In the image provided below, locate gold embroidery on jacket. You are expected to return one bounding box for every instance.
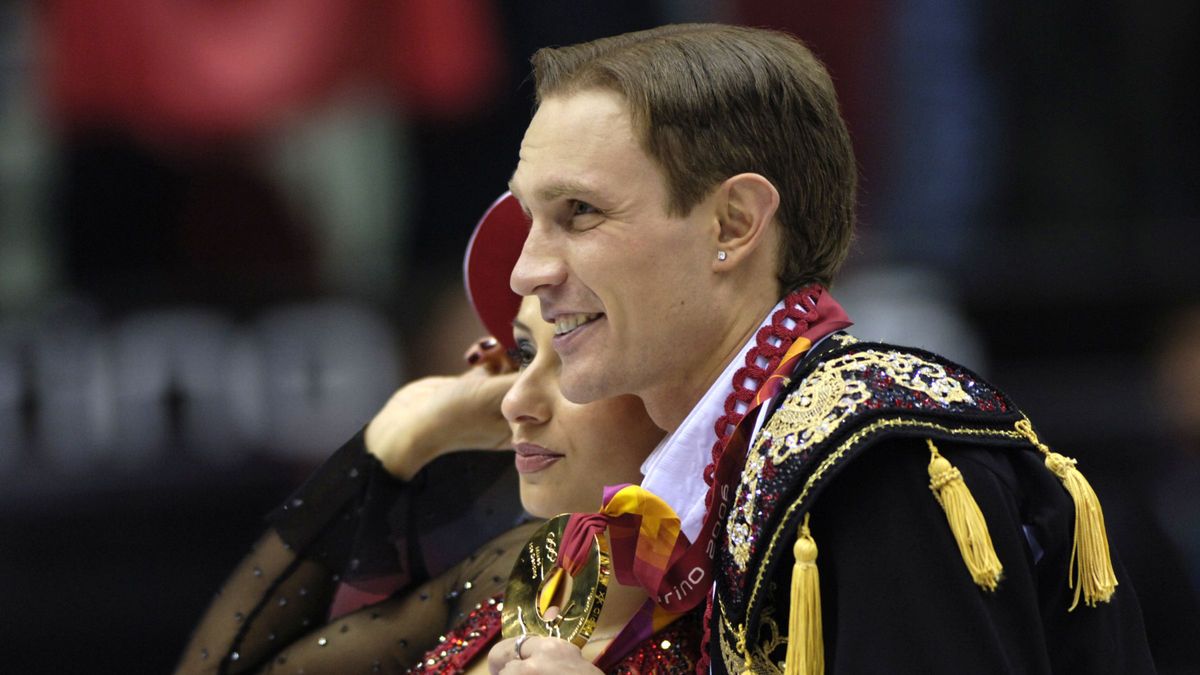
[728,349,975,571]
[829,333,859,347]
[719,599,785,675]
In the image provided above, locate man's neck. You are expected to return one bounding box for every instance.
[641,294,778,432]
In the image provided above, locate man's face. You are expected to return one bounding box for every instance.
[508,89,721,406]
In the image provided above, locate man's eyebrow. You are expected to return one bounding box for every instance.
[512,318,530,332]
[507,178,601,205]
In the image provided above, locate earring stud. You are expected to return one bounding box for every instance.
[717,251,728,261]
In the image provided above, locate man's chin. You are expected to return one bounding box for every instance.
[558,360,615,405]
[558,373,603,405]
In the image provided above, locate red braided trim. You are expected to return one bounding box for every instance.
[696,598,716,674]
[695,286,821,675]
[700,287,820,494]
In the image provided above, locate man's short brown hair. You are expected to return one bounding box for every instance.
[531,23,857,290]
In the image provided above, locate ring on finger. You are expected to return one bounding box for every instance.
[514,634,530,659]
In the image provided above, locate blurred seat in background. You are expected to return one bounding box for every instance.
[1,298,402,478]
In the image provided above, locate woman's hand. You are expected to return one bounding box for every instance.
[487,636,604,675]
[365,338,517,480]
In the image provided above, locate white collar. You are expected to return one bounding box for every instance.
[639,299,790,540]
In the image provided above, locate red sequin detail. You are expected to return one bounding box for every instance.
[409,596,503,674]
[410,595,702,674]
[609,608,703,674]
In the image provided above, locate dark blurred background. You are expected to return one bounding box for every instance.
[1,1,1198,673]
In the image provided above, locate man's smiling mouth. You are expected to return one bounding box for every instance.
[554,312,603,336]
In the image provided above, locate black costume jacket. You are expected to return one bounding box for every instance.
[710,334,1156,674]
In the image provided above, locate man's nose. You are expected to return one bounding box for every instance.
[510,223,567,297]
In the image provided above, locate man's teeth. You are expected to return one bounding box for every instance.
[554,313,601,336]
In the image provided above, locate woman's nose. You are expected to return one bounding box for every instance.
[501,372,551,426]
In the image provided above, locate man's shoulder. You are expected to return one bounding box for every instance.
[749,334,1029,514]
[781,333,1017,424]
[711,335,1153,674]
[717,335,1040,638]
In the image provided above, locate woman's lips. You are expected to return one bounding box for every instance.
[513,442,563,474]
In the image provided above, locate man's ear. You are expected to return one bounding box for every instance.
[713,173,780,268]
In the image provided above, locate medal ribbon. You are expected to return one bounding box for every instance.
[546,287,851,669]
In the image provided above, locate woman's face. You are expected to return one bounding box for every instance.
[502,296,665,517]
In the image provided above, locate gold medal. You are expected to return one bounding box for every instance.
[502,514,610,646]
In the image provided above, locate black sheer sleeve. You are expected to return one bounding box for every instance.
[175,430,527,674]
[175,528,338,674]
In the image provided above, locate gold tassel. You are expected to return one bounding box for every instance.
[1015,419,1118,609]
[784,513,823,675]
[927,439,1004,591]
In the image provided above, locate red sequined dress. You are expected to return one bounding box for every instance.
[411,595,703,674]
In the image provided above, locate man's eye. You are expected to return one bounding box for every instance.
[570,200,599,217]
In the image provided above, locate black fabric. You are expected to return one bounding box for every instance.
[710,436,1157,674]
[816,438,1153,674]
[176,431,528,674]
[175,523,538,674]
[266,430,524,590]
[266,429,408,584]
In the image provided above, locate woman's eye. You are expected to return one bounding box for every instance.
[510,341,536,369]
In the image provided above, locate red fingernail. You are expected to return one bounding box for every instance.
[467,352,481,364]
[480,338,498,349]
